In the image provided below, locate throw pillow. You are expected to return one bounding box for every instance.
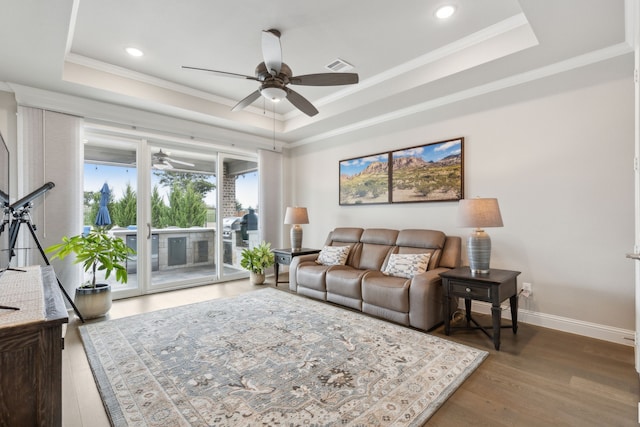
[383,253,431,279]
[315,245,350,266]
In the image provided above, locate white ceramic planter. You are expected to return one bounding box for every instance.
[75,283,112,319]
[250,271,265,285]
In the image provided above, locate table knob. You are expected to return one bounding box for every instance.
[466,287,471,293]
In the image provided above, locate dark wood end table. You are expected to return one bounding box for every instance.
[440,267,521,350]
[272,248,321,285]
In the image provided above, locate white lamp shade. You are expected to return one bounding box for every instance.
[284,207,308,251]
[457,198,503,228]
[458,198,503,274]
[284,207,309,225]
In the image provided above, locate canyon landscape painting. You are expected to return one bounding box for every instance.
[339,153,390,205]
[339,138,463,205]
[391,138,463,203]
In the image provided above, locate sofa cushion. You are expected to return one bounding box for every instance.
[326,266,367,298]
[324,228,364,266]
[396,229,446,269]
[361,272,411,313]
[383,253,431,279]
[355,228,398,270]
[326,266,367,310]
[360,228,399,245]
[296,262,331,292]
[316,245,350,266]
[327,227,364,244]
[396,229,445,248]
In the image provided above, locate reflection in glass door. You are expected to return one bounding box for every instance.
[148,143,220,289]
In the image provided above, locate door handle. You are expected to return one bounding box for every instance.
[626,253,640,260]
[147,223,151,239]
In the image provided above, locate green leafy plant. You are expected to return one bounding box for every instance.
[46,228,136,288]
[240,241,275,274]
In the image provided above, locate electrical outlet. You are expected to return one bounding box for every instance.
[522,282,532,297]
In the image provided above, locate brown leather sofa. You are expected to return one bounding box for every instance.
[289,227,461,331]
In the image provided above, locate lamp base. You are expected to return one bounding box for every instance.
[290,225,303,251]
[467,228,491,275]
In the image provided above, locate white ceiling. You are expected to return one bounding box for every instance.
[0,0,631,148]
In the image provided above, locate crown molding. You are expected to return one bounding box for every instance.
[292,42,633,147]
[9,83,283,153]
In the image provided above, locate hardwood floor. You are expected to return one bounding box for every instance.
[62,279,639,426]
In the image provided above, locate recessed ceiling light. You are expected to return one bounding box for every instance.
[125,47,144,57]
[435,5,456,19]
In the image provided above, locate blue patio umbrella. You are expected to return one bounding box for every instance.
[95,183,112,227]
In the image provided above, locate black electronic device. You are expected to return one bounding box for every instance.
[0,132,10,274]
[0,132,24,310]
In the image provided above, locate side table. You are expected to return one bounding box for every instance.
[272,248,321,285]
[440,267,521,350]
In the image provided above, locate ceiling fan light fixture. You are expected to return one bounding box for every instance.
[260,86,287,102]
[435,5,456,19]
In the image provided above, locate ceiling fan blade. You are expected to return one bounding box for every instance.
[290,73,359,86]
[182,66,259,81]
[262,29,282,76]
[153,159,173,170]
[168,158,195,167]
[232,90,262,112]
[286,88,319,117]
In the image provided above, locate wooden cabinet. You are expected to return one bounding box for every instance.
[0,266,68,426]
[440,267,520,351]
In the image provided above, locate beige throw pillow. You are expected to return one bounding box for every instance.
[383,253,431,279]
[315,245,350,266]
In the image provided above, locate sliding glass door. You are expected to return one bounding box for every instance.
[83,130,258,297]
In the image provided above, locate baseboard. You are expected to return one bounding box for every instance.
[461,300,635,347]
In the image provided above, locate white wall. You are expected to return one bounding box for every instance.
[287,69,635,340]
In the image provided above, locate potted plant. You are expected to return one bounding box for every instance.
[240,241,275,285]
[46,227,135,319]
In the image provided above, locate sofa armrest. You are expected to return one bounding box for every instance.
[408,267,457,331]
[289,253,320,292]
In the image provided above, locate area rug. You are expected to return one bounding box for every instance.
[79,288,488,426]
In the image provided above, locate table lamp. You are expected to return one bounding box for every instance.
[284,207,309,251]
[457,198,503,275]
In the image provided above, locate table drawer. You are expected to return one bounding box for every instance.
[275,254,292,265]
[449,281,491,301]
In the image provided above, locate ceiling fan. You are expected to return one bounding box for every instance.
[182,29,359,117]
[152,149,194,170]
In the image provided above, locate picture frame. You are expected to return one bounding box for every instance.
[338,137,464,205]
[339,153,390,205]
[390,138,463,203]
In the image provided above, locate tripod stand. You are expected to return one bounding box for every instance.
[8,185,85,322]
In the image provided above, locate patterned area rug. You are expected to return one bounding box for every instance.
[80,288,487,426]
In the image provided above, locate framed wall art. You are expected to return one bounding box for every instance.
[339,137,464,205]
[390,138,464,203]
[339,153,390,205]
